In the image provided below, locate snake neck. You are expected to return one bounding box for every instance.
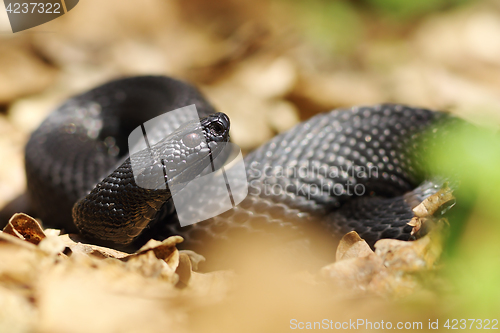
[72,158,170,245]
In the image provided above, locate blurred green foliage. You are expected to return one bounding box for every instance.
[287,0,364,54]
[364,0,472,19]
[281,0,472,55]
[425,117,500,317]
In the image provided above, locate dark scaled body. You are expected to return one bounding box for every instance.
[161,104,452,248]
[24,76,454,249]
[25,76,217,234]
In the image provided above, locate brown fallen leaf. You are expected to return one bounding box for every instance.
[58,234,130,259]
[375,219,447,272]
[3,213,46,245]
[321,218,447,297]
[36,255,185,333]
[38,235,67,257]
[320,253,386,291]
[367,223,446,297]
[367,267,421,297]
[336,231,374,261]
[124,250,178,282]
[179,250,205,271]
[0,231,48,302]
[125,236,184,262]
[176,252,193,288]
[0,230,39,251]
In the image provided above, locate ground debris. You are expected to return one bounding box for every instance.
[3,213,46,245]
[0,213,233,333]
[320,220,447,297]
[409,184,454,235]
[335,231,373,261]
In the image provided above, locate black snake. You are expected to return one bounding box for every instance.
[24,76,455,251]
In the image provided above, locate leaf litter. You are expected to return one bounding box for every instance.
[0,187,452,332]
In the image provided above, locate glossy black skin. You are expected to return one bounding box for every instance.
[73,112,230,245]
[25,76,455,250]
[25,76,218,236]
[168,104,452,250]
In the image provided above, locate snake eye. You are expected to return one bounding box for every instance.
[182,132,202,148]
[208,122,224,135]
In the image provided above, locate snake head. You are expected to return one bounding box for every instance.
[131,112,230,191]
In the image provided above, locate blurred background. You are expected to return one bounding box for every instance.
[1,0,500,332]
[1,0,500,209]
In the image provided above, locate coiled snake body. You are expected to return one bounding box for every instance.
[25,76,452,250]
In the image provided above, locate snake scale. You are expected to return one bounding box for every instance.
[24,76,454,252]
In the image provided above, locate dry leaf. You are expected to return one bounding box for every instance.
[126,236,184,262]
[58,234,129,259]
[176,252,193,288]
[179,250,205,271]
[320,254,385,290]
[38,236,67,256]
[336,231,374,261]
[375,220,446,271]
[0,285,37,333]
[36,258,186,333]
[3,213,46,245]
[0,230,39,251]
